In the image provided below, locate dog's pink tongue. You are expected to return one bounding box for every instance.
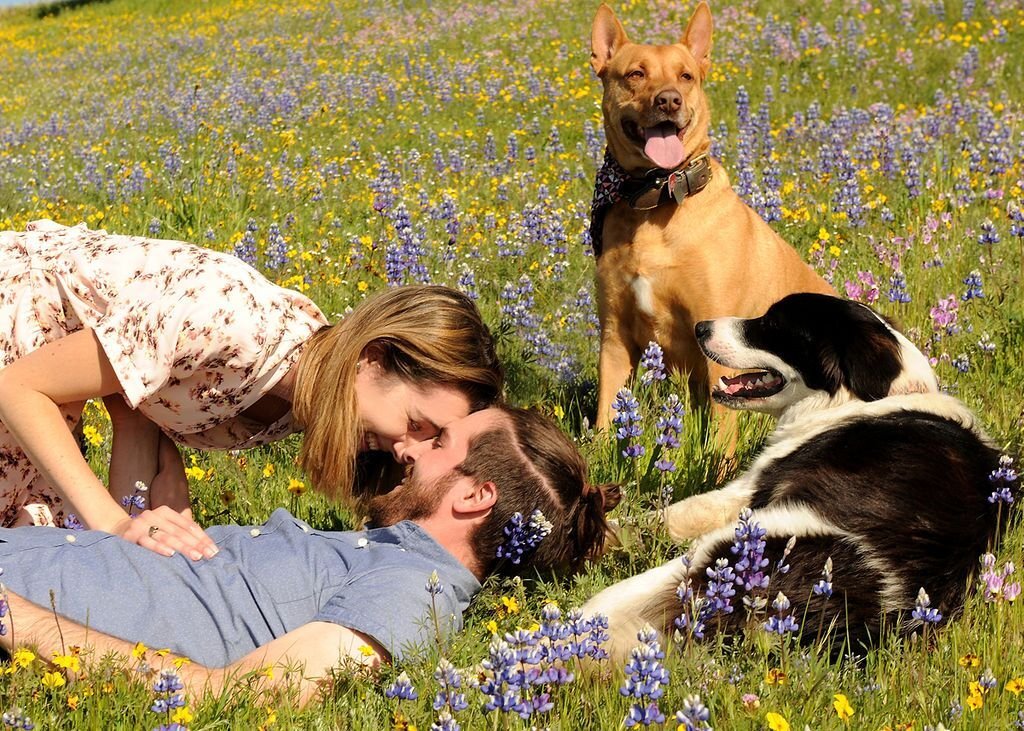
[643,125,685,169]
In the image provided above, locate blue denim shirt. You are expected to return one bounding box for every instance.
[0,509,480,666]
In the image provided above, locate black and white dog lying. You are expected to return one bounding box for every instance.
[583,293,1010,658]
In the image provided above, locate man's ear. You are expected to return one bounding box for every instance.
[452,480,497,516]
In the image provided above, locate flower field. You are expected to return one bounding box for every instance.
[1,0,1023,727]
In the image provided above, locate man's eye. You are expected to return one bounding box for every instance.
[432,436,443,448]
[408,420,422,433]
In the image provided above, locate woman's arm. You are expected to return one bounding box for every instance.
[0,329,216,558]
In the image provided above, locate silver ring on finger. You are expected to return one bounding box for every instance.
[148,525,160,539]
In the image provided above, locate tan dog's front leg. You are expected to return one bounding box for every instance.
[662,479,753,541]
[596,325,637,429]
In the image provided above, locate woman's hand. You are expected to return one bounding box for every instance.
[110,506,219,561]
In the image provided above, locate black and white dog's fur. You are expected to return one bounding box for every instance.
[583,293,1010,659]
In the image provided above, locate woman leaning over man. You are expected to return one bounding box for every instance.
[0,219,502,559]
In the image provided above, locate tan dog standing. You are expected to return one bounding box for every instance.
[589,2,834,431]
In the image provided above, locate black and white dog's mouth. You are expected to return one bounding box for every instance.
[711,369,786,405]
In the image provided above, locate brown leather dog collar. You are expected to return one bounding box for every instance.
[624,154,713,210]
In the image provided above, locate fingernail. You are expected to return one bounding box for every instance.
[190,551,203,561]
[204,547,219,559]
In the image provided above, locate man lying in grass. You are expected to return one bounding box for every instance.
[0,404,617,703]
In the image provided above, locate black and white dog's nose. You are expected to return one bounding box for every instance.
[694,320,712,342]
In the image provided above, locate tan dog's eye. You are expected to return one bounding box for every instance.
[626,69,646,81]
[681,71,694,81]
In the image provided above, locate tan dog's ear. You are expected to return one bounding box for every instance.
[682,2,713,77]
[591,3,630,76]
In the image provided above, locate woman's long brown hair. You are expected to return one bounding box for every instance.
[291,285,503,503]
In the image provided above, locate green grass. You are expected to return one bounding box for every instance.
[1,0,1023,727]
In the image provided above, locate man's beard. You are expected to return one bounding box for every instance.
[366,466,457,527]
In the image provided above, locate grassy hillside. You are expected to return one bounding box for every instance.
[1,0,1023,727]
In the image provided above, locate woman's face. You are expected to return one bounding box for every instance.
[354,362,471,462]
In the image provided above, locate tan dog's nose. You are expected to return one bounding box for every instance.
[655,88,682,114]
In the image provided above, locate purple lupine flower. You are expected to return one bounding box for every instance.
[776,536,797,575]
[951,354,970,373]
[1008,200,1024,239]
[385,671,419,701]
[675,694,712,730]
[655,394,684,472]
[977,219,1000,245]
[620,627,670,727]
[704,558,737,615]
[264,222,289,271]
[731,509,770,600]
[639,342,666,386]
[121,480,149,518]
[674,556,706,640]
[979,668,997,691]
[763,592,800,635]
[425,569,444,596]
[812,557,834,598]
[887,271,911,303]
[1,708,34,731]
[961,270,985,301]
[62,514,85,530]
[911,587,942,624]
[432,659,469,723]
[496,509,552,564]
[988,455,1018,505]
[612,388,645,459]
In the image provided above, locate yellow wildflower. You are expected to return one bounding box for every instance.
[263,463,276,478]
[41,671,67,688]
[81,424,104,447]
[817,227,831,241]
[172,706,194,725]
[12,648,36,669]
[358,644,375,657]
[67,694,80,710]
[958,653,981,668]
[173,656,192,669]
[833,693,854,721]
[287,478,306,495]
[966,684,984,711]
[485,620,499,634]
[260,665,275,680]
[357,280,369,292]
[765,711,790,731]
[52,654,81,674]
[184,465,206,481]
[765,667,787,685]
[499,596,519,615]
[1005,678,1024,695]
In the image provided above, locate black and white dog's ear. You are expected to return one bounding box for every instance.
[833,306,904,402]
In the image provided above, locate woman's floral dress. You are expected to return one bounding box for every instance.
[0,220,329,526]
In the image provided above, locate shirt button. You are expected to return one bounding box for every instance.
[356,537,369,548]
[65,534,76,543]
[249,528,261,537]
[300,525,309,533]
